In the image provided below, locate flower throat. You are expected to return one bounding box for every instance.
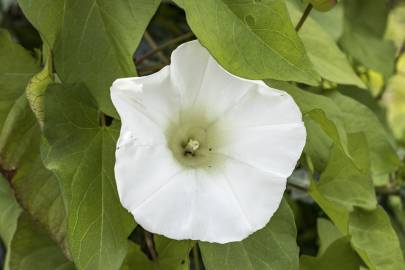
[166,109,226,169]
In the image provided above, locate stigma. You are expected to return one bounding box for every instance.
[184,138,200,156]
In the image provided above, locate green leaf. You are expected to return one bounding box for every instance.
[0,29,39,121]
[310,174,405,269]
[315,135,376,211]
[304,118,336,171]
[53,0,161,117]
[19,0,161,117]
[8,213,74,270]
[311,5,343,41]
[300,237,361,270]
[174,0,320,85]
[349,207,405,270]
[386,5,405,51]
[0,27,68,260]
[308,132,377,233]
[199,199,299,270]
[0,29,40,169]
[122,237,193,270]
[287,2,365,88]
[1,158,67,270]
[288,0,344,41]
[388,196,405,258]
[17,0,64,46]
[328,91,400,185]
[12,137,69,254]
[268,68,402,270]
[316,218,342,256]
[385,74,405,141]
[266,81,347,171]
[341,0,388,41]
[339,0,395,78]
[43,83,135,270]
[0,96,38,169]
[309,182,348,233]
[2,114,72,269]
[0,175,21,270]
[266,81,344,125]
[336,85,387,125]
[305,110,340,144]
[340,32,395,79]
[304,109,349,156]
[303,108,352,173]
[0,28,68,267]
[267,81,400,185]
[0,175,20,246]
[346,132,371,173]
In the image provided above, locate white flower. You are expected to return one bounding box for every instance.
[111,40,306,243]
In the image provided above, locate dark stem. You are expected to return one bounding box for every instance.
[0,165,16,182]
[143,32,170,65]
[138,63,167,76]
[295,4,313,32]
[192,244,201,270]
[287,181,309,192]
[143,230,158,261]
[136,32,195,65]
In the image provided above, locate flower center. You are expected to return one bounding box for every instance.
[165,108,226,169]
[183,138,200,156]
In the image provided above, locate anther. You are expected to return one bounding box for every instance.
[184,138,200,156]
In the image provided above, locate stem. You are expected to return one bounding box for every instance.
[143,32,170,65]
[143,230,158,261]
[394,41,405,74]
[287,181,308,192]
[193,244,201,270]
[136,32,194,65]
[295,4,313,32]
[138,63,167,76]
[99,112,106,127]
[43,43,54,77]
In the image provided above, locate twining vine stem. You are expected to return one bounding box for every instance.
[287,181,308,192]
[295,4,313,32]
[143,230,158,261]
[138,63,167,76]
[136,32,195,65]
[143,31,170,65]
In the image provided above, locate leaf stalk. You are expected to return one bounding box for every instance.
[295,4,313,32]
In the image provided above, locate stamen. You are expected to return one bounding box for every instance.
[184,138,200,156]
